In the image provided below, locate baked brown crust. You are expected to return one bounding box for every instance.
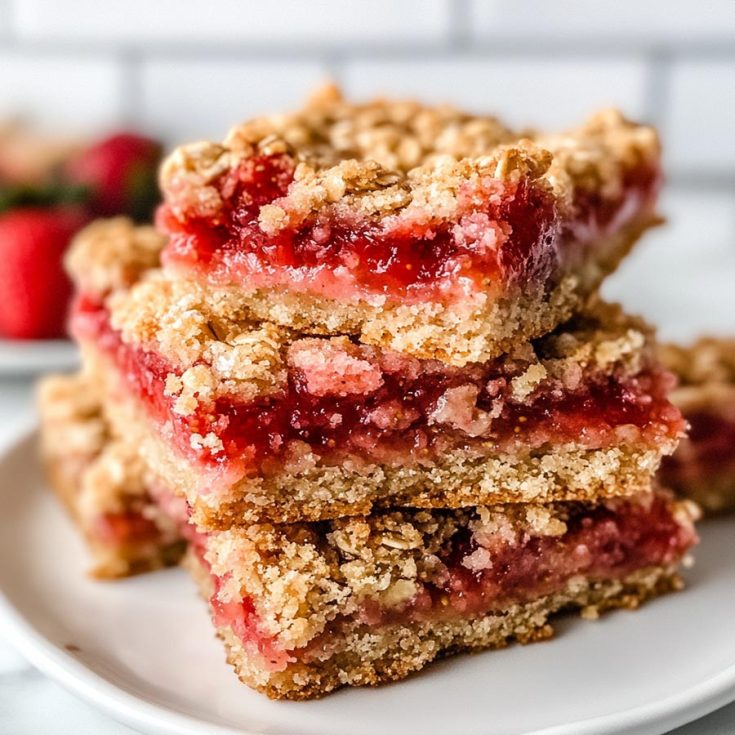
[660,338,735,413]
[103,381,665,527]
[108,275,658,407]
[161,86,658,229]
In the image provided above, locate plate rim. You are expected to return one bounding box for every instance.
[2,428,735,735]
[0,338,78,376]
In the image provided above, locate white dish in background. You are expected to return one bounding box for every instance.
[1,431,735,735]
[0,339,78,376]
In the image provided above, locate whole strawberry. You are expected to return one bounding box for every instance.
[0,206,89,339]
[64,133,162,222]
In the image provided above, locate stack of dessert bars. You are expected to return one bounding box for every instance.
[40,88,699,700]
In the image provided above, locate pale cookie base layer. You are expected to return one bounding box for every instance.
[185,550,682,700]
[97,364,669,528]
[197,215,653,367]
[43,453,185,578]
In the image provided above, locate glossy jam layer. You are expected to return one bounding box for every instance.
[160,151,656,302]
[201,493,695,671]
[72,297,683,482]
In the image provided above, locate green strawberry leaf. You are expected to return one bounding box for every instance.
[0,181,90,214]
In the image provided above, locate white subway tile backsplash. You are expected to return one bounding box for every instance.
[603,186,735,341]
[139,59,327,145]
[470,0,735,44]
[665,60,735,173]
[0,53,122,132]
[343,58,648,129]
[14,0,451,45]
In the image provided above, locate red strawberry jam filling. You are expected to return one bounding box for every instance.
[192,493,695,672]
[72,296,683,489]
[158,152,658,304]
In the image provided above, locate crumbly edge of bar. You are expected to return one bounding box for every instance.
[131,211,654,370]
[200,487,695,653]
[185,549,682,700]
[64,216,166,297]
[160,84,659,231]
[96,354,674,527]
[38,373,184,578]
[660,338,735,414]
[43,441,185,578]
[660,337,735,387]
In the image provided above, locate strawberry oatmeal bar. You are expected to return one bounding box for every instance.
[38,373,184,577]
[181,490,697,699]
[659,338,735,513]
[157,86,661,366]
[70,268,684,527]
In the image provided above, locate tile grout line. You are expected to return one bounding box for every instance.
[118,48,143,129]
[448,0,471,50]
[643,47,673,128]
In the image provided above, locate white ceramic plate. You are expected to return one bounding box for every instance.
[0,338,78,376]
[2,431,735,735]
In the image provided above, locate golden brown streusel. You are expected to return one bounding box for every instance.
[65,217,166,296]
[161,85,658,225]
[106,271,657,410]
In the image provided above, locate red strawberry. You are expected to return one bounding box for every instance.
[0,206,89,339]
[64,133,162,221]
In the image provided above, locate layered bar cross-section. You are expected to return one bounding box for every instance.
[157,86,661,366]
[71,266,684,527]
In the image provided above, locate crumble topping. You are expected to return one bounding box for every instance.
[65,218,166,296]
[659,338,735,414]
[161,84,658,231]
[110,275,288,405]
[39,374,154,519]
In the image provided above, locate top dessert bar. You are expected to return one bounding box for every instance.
[659,338,735,512]
[157,85,661,366]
